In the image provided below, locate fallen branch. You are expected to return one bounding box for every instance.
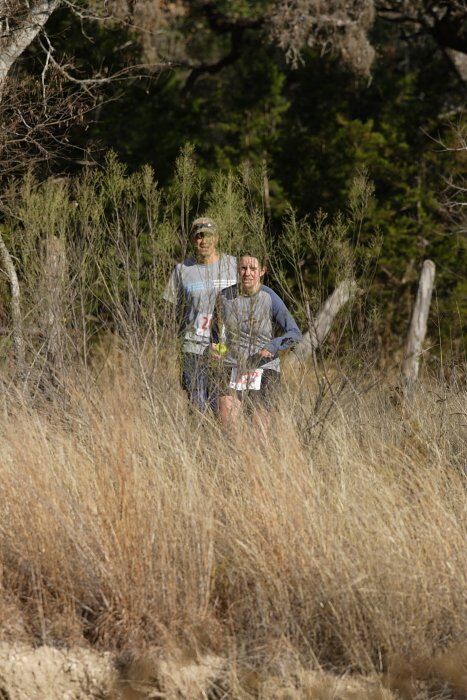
[292,280,358,362]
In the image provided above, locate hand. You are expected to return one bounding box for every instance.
[209,343,225,360]
[258,348,273,359]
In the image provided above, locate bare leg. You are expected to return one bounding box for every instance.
[218,394,242,430]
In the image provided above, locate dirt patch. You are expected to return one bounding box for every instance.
[0,644,224,699]
[0,643,116,699]
[0,643,395,699]
[2,642,464,699]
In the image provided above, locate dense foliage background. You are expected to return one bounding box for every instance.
[2,1,466,356]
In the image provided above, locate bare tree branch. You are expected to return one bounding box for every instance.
[0,0,60,98]
[376,0,467,82]
[0,1,176,180]
[292,280,358,363]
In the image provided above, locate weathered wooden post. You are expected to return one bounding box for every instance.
[401,259,436,395]
[291,280,358,362]
[0,230,25,376]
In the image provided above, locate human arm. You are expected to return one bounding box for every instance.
[162,266,180,306]
[262,288,302,355]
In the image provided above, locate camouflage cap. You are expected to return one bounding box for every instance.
[191,217,218,237]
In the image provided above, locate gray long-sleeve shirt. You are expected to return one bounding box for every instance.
[212,284,302,372]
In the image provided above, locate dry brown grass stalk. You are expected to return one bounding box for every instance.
[0,348,465,698]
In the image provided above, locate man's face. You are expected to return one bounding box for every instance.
[239,256,265,293]
[192,230,219,259]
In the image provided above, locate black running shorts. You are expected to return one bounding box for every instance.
[213,366,281,409]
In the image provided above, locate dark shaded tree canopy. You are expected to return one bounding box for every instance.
[0,0,466,349]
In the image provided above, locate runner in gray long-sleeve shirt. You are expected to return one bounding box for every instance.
[210,252,301,427]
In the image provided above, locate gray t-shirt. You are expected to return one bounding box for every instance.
[163,254,237,354]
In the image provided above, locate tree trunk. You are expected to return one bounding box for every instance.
[292,280,357,362]
[0,0,60,101]
[401,259,436,394]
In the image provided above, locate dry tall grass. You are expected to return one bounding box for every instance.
[0,348,465,698]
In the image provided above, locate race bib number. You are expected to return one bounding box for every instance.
[185,313,213,341]
[195,312,212,337]
[229,368,263,391]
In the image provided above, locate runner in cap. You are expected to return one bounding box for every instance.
[163,217,237,412]
[210,252,302,428]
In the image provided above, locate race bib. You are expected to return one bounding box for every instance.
[195,312,212,337]
[185,313,213,341]
[229,368,263,391]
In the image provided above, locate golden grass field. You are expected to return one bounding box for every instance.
[0,348,465,698]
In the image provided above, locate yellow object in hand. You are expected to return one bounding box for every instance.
[212,343,228,356]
